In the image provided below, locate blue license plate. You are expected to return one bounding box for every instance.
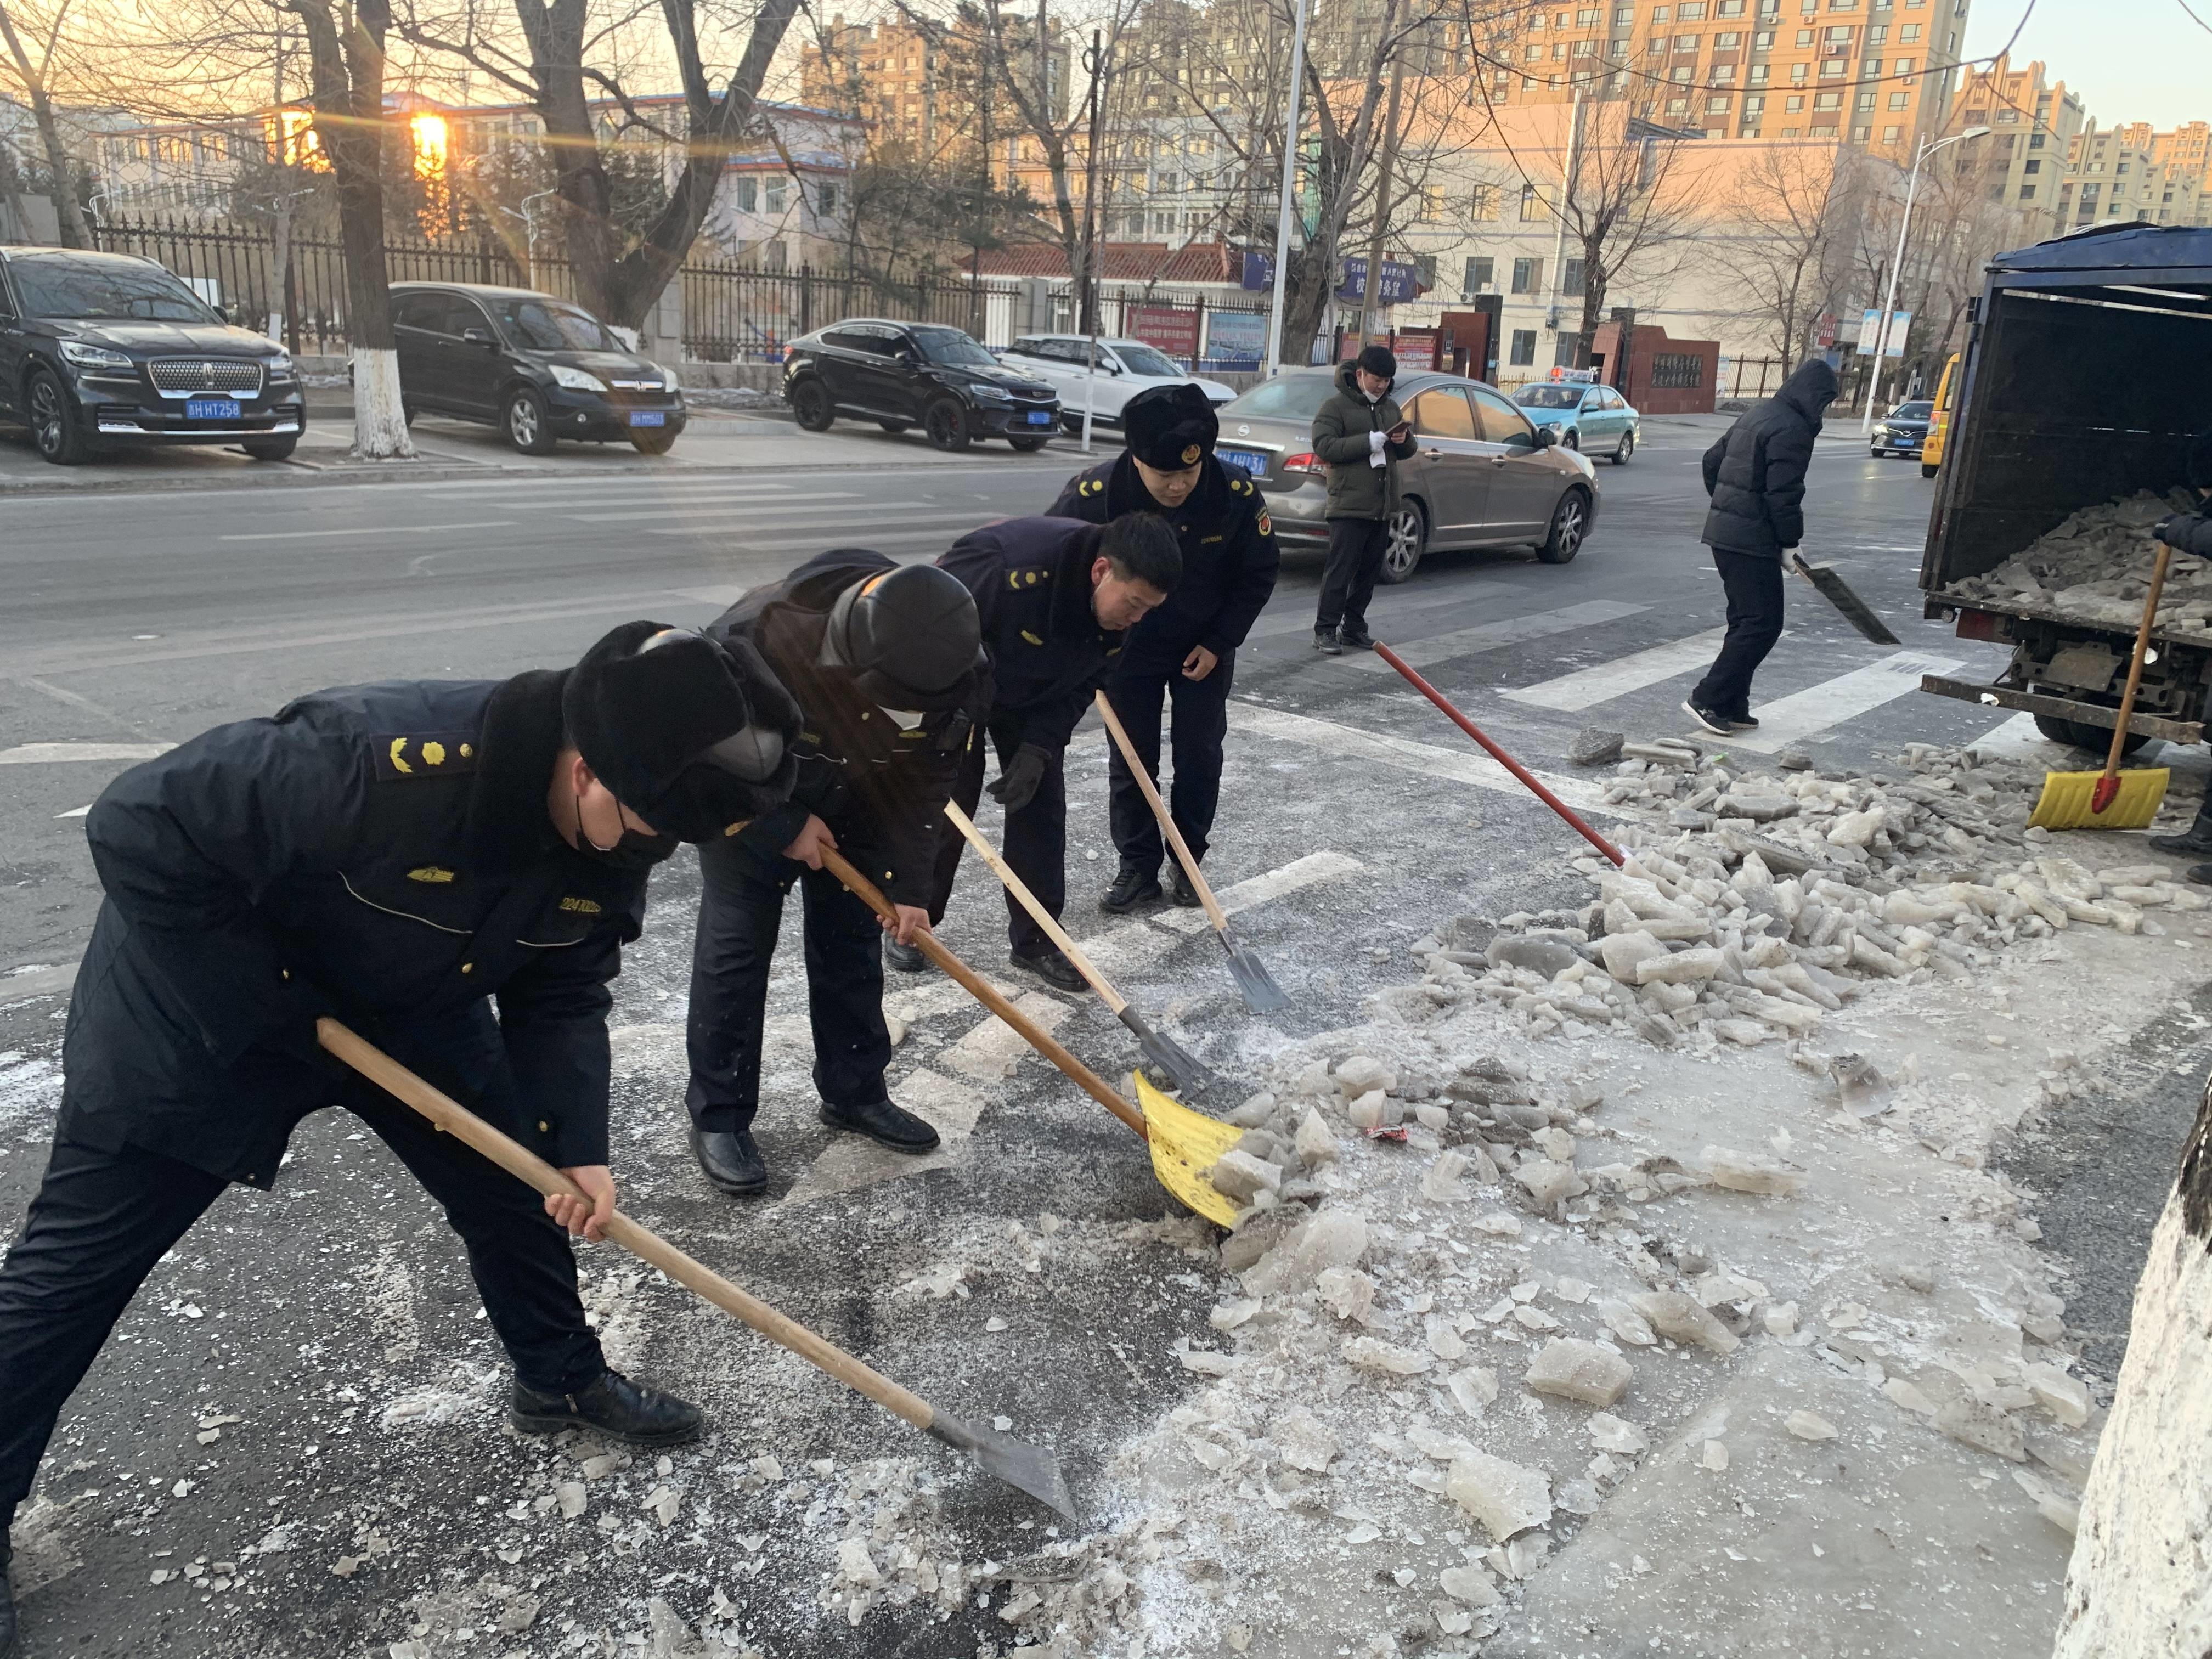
[1219,448,1269,476]
[185,397,240,421]
[1026,410,1053,425]
[629,410,666,427]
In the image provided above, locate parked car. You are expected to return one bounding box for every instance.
[390,282,685,454]
[783,319,1059,452]
[1920,353,1959,478]
[995,334,1236,430]
[0,244,303,466]
[1510,377,1639,462]
[1870,397,1933,460]
[1214,368,1600,580]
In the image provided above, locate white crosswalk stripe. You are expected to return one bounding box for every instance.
[645,519,980,546]
[1501,628,1733,711]
[519,487,835,512]
[1227,703,1618,813]
[1243,583,1526,644]
[569,497,915,524]
[1726,650,1966,752]
[1340,600,1647,673]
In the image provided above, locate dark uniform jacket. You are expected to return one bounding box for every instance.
[707,550,983,909]
[1048,453,1280,673]
[1700,357,1839,558]
[938,517,1125,752]
[63,673,647,1189]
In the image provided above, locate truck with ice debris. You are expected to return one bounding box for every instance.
[1919,222,2212,753]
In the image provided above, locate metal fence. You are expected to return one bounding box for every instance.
[88,215,1276,371]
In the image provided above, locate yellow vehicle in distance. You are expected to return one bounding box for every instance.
[1921,351,1959,478]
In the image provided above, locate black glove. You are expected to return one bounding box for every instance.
[2155,512,2208,553]
[985,742,1054,814]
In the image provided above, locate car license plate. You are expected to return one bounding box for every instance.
[629,410,666,427]
[185,397,240,421]
[1893,435,1911,445]
[1219,448,1268,476]
[1026,410,1053,425]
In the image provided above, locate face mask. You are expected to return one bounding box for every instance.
[573,780,680,871]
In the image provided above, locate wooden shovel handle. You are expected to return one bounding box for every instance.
[815,848,1146,1137]
[2105,540,2174,781]
[943,801,1127,1015]
[314,1017,936,1430]
[1092,690,1229,931]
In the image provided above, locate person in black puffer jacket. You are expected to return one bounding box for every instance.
[1684,356,1839,733]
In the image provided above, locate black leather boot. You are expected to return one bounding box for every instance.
[1011,943,1087,992]
[1313,628,1343,656]
[1337,623,1375,651]
[819,1097,941,1153]
[2149,800,2212,856]
[511,1368,703,1447]
[689,1125,768,1197]
[1164,862,1205,908]
[883,937,928,973]
[1100,864,1161,914]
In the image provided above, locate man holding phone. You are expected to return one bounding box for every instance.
[1309,343,1416,656]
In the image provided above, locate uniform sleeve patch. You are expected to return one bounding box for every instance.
[1020,629,1046,645]
[558,895,603,914]
[1256,510,1273,536]
[375,734,477,781]
[407,866,457,884]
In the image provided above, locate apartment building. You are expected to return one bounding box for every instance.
[798,12,1067,165]
[1945,55,2084,240]
[2056,121,2200,231]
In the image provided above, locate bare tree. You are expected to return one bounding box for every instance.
[1712,141,1863,375]
[0,0,92,245]
[397,0,804,330]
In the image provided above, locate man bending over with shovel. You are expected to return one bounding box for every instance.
[685,556,989,1198]
[0,623,799,1656]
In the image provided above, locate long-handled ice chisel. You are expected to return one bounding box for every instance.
[1093,690,1290,1013]
[1370,641,1626,867]
[816,848,1245,1226]
[943,800,1215,1094]
[316,1017,1076,1520]
[1787,552,1900,645]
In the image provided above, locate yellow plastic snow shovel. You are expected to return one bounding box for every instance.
[2030,539,2174,831]
[815,848,1245,1227]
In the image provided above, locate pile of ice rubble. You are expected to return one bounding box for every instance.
[1942,489,2212,636]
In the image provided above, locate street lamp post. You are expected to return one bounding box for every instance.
[1262,0,1312,377]
[1859,124,1989,434]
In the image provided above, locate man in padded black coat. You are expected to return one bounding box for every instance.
[1047,382,1279,912]
[0,623,798,1656]
[685,554,988,1197]
[1684,355,1839,735]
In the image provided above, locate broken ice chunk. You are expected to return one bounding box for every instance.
[1448,1367,1500,1418]
[1294,1108,1340,1167]
[1207,1148,1283,1203]
[1523,1339,1633,1408]
[1553,1277,1593,1305]
[2022,1363,2091,1428]
[1420,1152,1471,1202]
[1209,1299,1261,1333]
[1438,1562,1502,1606]
[1335,1055,1396,1096]
[1444,1450,1554,1540]
[1471,1212,1524,1238]
[1515,1161,1588,1207]
[1597,1300,1658,1348]
[556,1482,587,1519]
[1882,1378,1937,1417]
[1242,1211,1369,1297]
[837,1538,882,1588]
[1702,1146,1807,1198]
[1274,1412,1340,1472]
[1701,1439,1730,1472]
[1587,1413,1649,1455]
[1631,1291,1741,1355]
[1762,1301,1799,1339]
[1511,1305,1564,1333]
[1785,1410,1839,1442]
[1342,1336,1434,1376]
[1317,1267,1378,1325]
[1426,1316,1469,1361]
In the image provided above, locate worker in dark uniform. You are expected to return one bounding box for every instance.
[0,624,798,1655]
[685,555,987,1197]
[907,514,1183,989]
[2145,444,2212,879]
[1048,383,1280,912]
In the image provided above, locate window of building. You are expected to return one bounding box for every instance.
[1852,122,1871,139]
[1719,0,1746,14]
[1855,89,1874,109]
[2117,162,2131,175]
[1887,91,1908,108]
[1899,18,1920,34]
[1520,184,1545,219]
[1511,255,1544,291]
[1754,26,1775,42]
[1749,59,1769,80]
[1562,257,1586,295]
[1745,92,1765,109]
[1894,55,1912,71]
[1717,28,1742,42]
[1741,121,1764,135]
[765,178,787,214]
[1819,58,1844,76]
[1464,255,1495,292]
[1786,93,1804,109]
[817,181,839,215]
[1714,61,1736,79]
[1815,89,1841,108]
[1470,183,1500,219]
[1883,122,1902,139]
[1674,31,1700,46]
[1554,332,1583,367]
[1790,60,1808,80]
[734,177,758,212]
[1668,94,1690,110]
[2021,184,2038,199]
[1866,21,1888,40]
[1670,63,1692,78]
[1652,4,1671,16]
[1509,329,1538,365]
[2029,133,2045,149]
[1795,25,1814,41]
[1709,91,1733,109]
[2022,157,2040,173]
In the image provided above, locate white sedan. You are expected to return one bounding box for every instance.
[995,334,1237,431]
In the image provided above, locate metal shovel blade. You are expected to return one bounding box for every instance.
[1220,932,1291,1013]
[926,1410,1077,1521]
[1118,1005,1215,1095]
[1788,554,1899,645]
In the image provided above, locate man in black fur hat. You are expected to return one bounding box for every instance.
[684,556,988,1197]
[1048,382,1279,911]
[0,624,798,1655]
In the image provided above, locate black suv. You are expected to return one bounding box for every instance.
[0,245,303,466]
[390,282,686,455]
[783,319,1059,452]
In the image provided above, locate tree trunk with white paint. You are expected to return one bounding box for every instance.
[350,347,411,462]
[2052,1076,2212,1657]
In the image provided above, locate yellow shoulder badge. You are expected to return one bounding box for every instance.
[375,733,477,782]
[1020,629,1045,645]
[407,865,456,884]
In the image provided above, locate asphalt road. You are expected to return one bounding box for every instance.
[0,407,2193,1657]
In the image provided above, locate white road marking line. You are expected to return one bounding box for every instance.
[0,742,174,765]
[1343,600,1649,673]
[1726,651,1967,752]
[646,521,979,545]
[1243,584,1523,644]
[779,1069,987,1210]
[1501,628,1733,711]
[55,805,92,818]
[571,497,915,525]
[511,489,829,511]
[1226,703,1620,814]
[1,962,77,1001]
[218,520,516,543]
[1965,712,2055,763]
